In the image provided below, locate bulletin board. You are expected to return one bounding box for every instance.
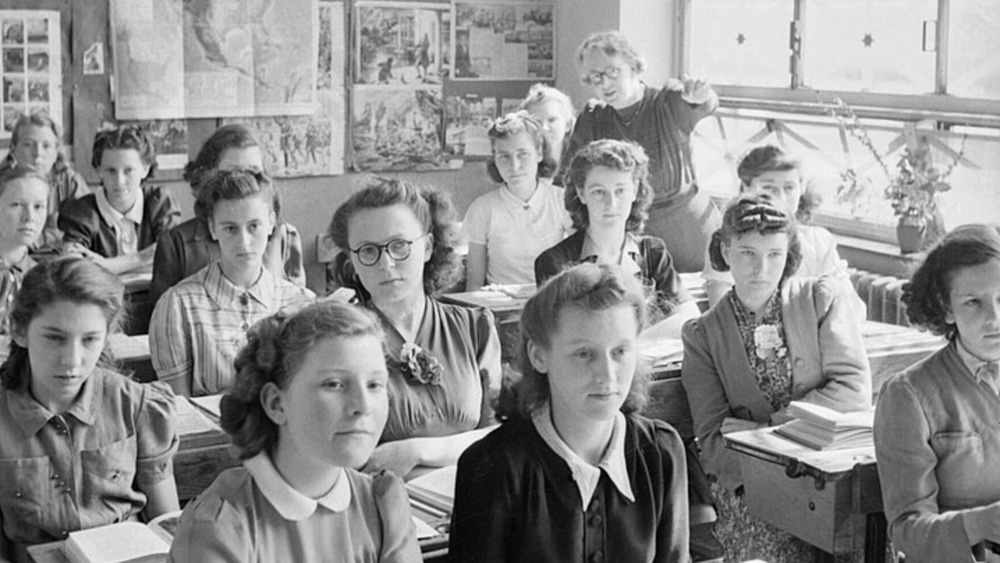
[17,0,554,183]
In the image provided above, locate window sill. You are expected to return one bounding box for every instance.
[834,233,919,278]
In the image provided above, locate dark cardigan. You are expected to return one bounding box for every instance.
[449,414,691,563]
[58,184,179,257]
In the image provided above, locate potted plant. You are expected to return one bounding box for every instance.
[884,144,952,253]
[823,97,965,254]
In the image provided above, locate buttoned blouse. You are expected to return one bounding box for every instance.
[149,263,315,396]
[874,343,1000,563]
[58,184,179,258]
[0,369,177,552]
[461,179,570,285]
[168,453,421,563]
[94,187,144,256]
[0,252,34,335]
[374,296,502,442]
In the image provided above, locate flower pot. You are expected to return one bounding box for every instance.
[896,217,927,254]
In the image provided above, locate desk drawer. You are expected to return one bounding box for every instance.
[739,454,865,555]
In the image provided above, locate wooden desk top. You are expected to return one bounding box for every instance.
[725,427,876,476]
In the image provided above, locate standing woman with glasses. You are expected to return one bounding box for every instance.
[567,31,721,272]
[149,169,314,397]
[328,177,502,479]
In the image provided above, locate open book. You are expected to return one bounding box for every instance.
[64,511,180,563]
[773,401,875,450]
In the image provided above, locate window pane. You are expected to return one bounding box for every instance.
[948,1,1000,99]
[803,0,937,94]
[689,0,793,87]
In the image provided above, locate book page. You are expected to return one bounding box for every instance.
[173,396,218,436]
[189,394,223,418]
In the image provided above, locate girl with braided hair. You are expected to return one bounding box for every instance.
[168,300,420,562]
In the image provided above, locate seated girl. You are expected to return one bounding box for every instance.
[518,83,575,181]
[0,112,90,252]
[874,224,1000,563]
[681,196,871,562]
[535,138,699,339]
[0,169,48,334]
[168,301,420,562]
[150,169,314,397]
[450,263,690,562]
[328,177,502,478]
[0,257,178,563]
[59,126,180,274]
[462,111,569,290]
[702,144,850,307]
[151,124,306,302]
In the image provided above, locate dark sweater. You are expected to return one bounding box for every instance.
[58,184,179,257]
[449,414,691,563]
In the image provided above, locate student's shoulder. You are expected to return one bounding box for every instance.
[59,191,99,215]
[626,414,686,464]
[461,419,535,465]
[183,465,256,520]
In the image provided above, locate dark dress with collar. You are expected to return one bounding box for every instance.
[449,414,690,563]
[57,184,179,257]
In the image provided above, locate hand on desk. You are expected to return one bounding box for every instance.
[364,440,423,479]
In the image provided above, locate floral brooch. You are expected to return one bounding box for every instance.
[753,324,787,360]
[390,342,444,386]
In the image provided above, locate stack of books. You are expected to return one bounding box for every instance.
[774,401,875,450]
[64,511,179,563]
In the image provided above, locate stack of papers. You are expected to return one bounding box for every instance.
[64,517,174,563]
[774,401,874,450]
[405,465,456,519]
[636,336,684,367]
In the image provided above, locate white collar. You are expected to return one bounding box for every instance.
[95,186,144,227]
[244,452,351,520]
[532,403,634,506]
[955,338,999,386]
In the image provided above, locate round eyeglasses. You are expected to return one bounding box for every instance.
[350,235,425,266]
[582,65,624,86]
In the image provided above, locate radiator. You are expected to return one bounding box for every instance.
[849,269,910,326]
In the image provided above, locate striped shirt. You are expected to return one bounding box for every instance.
[150,262,314,396]
[0,252,34,335]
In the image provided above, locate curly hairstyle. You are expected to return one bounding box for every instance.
[485,111,558,182]
[195,168,279,227]
[328,176,463,296]
[0,111,72,175]
[184,125,270,221]
[903,223,1000,341]
[519,83,575,126]
[575,30,647,76]
[91,125,158,181]
[221,301,385,459]
[736,144,821,223]
[0,257,125,391]
[708,196,802,283]
[497,262,650,422]
[563,139,653,233]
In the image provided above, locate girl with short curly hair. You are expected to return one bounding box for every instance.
[168,300,420,562]
[462,111,570,290]
[328,176,502,479]
[536,139,699,338]
[874,224,1000,563]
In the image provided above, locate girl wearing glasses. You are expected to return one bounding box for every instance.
[567,31,721,273]
[535,139,698,339]
[328,177,502,479]
[681,196,870,562]
[151,124,306,302]
[150,169,314,397]
[462,112,570,290]
[59,126,180,275]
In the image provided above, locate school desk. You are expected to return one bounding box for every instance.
[724,427,884,563]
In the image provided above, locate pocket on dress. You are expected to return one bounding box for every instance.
[80,434,138,519]
[0,456,50,522]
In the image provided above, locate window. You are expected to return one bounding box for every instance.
[683,0,1000,241]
